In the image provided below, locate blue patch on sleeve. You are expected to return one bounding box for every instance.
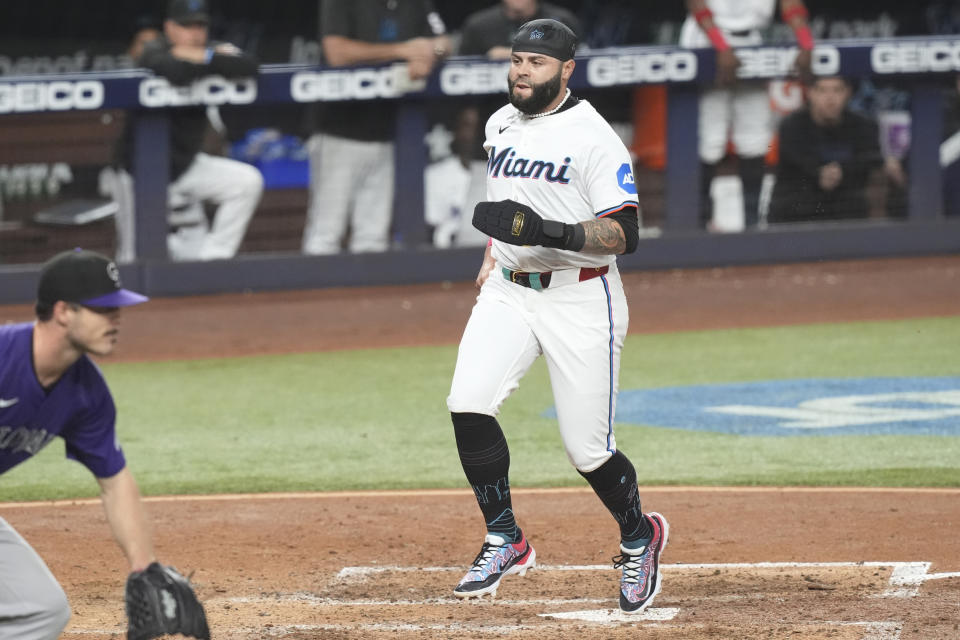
[617,163,637,195]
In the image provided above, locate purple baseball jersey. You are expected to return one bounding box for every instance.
[0,322,126,477]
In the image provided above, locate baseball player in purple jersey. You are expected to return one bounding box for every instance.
[447,20,668,613]
[0,250,158,639]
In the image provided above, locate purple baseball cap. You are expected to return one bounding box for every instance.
[37,249,148,308]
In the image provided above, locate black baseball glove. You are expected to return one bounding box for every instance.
[125,562,210,640]
[473,199,584,251]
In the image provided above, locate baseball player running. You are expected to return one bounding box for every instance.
[0,249,207,640]
[447,20,668,614]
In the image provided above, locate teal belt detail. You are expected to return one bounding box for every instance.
[502,266,547,291]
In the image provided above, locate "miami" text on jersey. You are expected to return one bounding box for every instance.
[487,146,572,184]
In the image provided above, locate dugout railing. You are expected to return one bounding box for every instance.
[1,36,959,303]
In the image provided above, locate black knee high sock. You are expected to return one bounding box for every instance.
[738,155,766,228]
[700,161,718,227]
[451,412,519,542]
[580,451,652,544]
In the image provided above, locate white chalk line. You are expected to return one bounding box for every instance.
[541,607,680,622]
[216,594,610,607]
[337,560,915,577]
[220,560,927,608]
[337,560,936,585]
[322,560,934,635]
[66,560,954,637]
[214,593,771,606]
[335,560,955,599]
[926,571,960,580]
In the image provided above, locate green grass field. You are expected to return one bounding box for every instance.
[4,316,959,501]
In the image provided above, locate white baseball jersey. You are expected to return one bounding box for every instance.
[483,99,640,273]
[447,96,637,473]
[679,0,775,48]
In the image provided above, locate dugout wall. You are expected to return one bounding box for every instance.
[1,37,959,302]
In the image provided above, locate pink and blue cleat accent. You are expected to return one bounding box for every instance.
[453,532,536,598]
[614,512,669,614]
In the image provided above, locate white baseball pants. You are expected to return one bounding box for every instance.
[106,153,263,262]
[303,133,395,255]
[170,153,263,260]
[0,517,71,640]
[447,265,628,472]
[698,83,773,163]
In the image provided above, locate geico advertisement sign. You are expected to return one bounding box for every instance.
[587,51,697,86]
[0,80,104,113]
[736,46,840,78]
[872,40,960,73]
[139,76,257,107]
[439,62,510,95]
[291,64,425,102]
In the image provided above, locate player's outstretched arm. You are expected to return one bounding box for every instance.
[103,469,211,639]
[97,467,156,571]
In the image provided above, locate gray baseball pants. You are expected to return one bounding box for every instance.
[0,517,70,640]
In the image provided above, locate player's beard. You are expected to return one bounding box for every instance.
[508,68,563,115]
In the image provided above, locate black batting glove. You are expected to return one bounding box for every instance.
[472,199,585,251]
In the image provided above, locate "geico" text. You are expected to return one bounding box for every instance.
[871,41,960,74]
[139,76,257,107]
[586,51,698,86]
[0,80,104,113]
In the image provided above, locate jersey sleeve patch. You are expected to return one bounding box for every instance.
[617,163,637,195]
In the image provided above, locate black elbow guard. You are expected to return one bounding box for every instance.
[608,206,640,254]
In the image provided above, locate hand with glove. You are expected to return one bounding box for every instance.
[125,562,210,640]
[473,199,585,251]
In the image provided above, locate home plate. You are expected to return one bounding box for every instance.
[540,607,680,623]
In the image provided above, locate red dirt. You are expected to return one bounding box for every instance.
[1,255,959,639]
[4,255,957,361]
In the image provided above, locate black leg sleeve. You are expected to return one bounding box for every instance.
[451,412,520,542]
[580,451,652,544]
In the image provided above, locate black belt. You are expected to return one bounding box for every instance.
[502,266,609,290]
[728,29,752,37]
[504,268,552,290]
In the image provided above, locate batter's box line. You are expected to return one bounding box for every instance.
[336,561,958,598]
[538,611,902,638]
[213,594,612,607]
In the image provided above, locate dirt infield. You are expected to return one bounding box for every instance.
[1,255,959,639]
[4,488,960,639]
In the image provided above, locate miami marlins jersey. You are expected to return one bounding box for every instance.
[483,99,640,273]
[679,0,776,48]
[0,323,125,477]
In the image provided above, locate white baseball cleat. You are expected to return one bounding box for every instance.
[614,512,669,614]
[453,532,536,599]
